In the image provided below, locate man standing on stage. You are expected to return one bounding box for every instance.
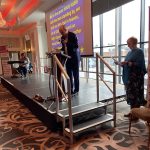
[59,24,80,95]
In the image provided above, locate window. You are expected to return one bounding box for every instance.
[82,0,148,85]
[144,43,148,68]
[103,9,115,46]
[120,45,130,57]
[145,0,150,41]
[103,47,116,82]
[93,15,100,47]
[122,0,140,43]
[144,43,148,87]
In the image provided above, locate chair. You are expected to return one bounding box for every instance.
[129,107,150,147]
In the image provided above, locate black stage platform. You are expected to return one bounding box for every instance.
[0,74,125,131]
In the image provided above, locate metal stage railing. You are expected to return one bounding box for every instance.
[46,52,118,144]
[96,53,116,127]
[46,51,74,143]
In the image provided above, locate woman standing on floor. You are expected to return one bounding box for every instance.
[115,36,147,117]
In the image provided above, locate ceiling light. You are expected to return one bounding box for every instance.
[0,12,6,27]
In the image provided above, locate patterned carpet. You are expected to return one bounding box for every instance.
[0,84,149,150]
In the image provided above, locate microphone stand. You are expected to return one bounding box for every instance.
[43,51,58,111]
[44,50,71,110]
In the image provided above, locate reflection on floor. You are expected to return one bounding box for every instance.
[0,84,149,150]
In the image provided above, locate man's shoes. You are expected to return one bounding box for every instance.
[71,91,78,96]
[74,91,78,95]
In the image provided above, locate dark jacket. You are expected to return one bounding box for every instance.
[61,31,79,59]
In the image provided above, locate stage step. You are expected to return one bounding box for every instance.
[100,95,125,104]
[58,102,105,120]
[64,114,113,135]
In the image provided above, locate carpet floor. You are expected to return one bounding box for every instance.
[0,84,149,150]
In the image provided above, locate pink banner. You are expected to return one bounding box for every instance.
[1,58,12,76]
[0,45,12,76]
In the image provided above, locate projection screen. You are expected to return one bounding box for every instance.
[46,0,93,56]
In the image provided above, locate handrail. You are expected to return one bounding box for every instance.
[52,54,73,138]
[102,56,125,58]
[53,55,70,79]
[80,70,122,77]
[80,56,124,77]
[96,54,115,74]
[96,53,116,127]
[56,80,68,101]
